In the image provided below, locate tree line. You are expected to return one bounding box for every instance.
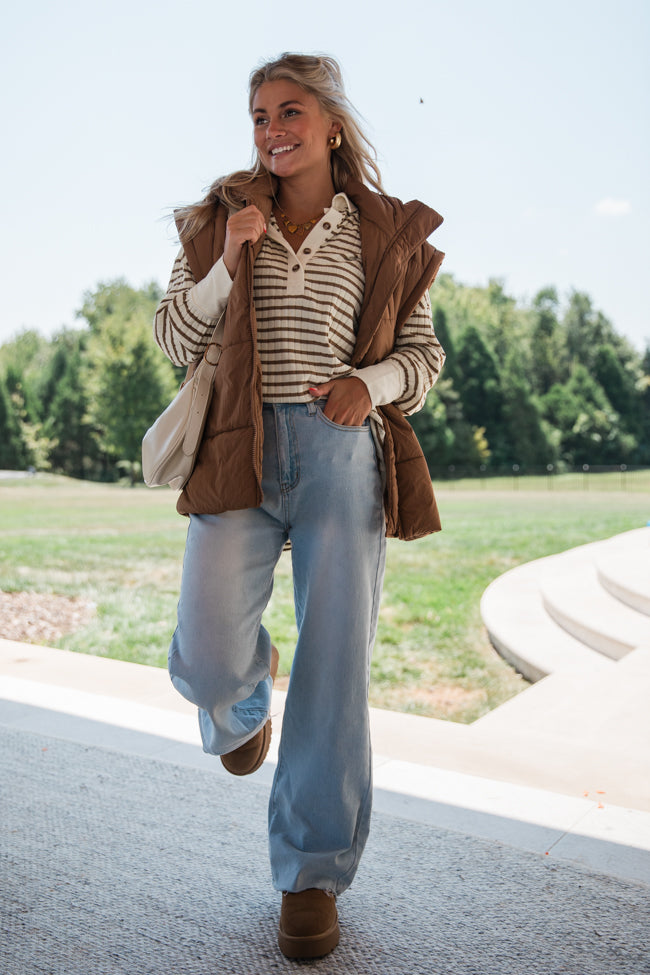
[411,276,650,476]
[0,275,648,482]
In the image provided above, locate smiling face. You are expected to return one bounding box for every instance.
[252,79,340,184]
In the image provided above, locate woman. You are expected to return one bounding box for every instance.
[153,53,445,960]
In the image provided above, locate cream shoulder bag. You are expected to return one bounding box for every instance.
[142,313,224,491]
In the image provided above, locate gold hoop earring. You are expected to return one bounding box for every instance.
[329,132,342,150]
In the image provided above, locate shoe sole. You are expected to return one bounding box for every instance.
[278,919,340,959]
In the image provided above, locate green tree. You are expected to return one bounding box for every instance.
[485,278,521,361]
[0,331,55,437]
[78,279,163,334]
[563,291,625,372]
[41,331,102,479]
[530,287,565,394]
[635,346,650,464]
[0,330,51,393]
[80,281,177,482]
[592,343,640,437]
[542,364,633,465]
[455,324,507,466]
[0,377,28,469]
[409,378,483,474]
[4,364,38,425]
[501,349,556,469]
[3,364,54,468]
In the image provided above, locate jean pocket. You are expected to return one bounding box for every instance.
[315,405,370,432]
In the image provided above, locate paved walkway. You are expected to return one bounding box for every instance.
[1,637,649,890]
[2,717,648,974]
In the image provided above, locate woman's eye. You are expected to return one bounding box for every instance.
[254,117,268,126]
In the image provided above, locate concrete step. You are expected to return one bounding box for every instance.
[540,548,650,660]
[467,646,650,809]
[480,557,614,682]
[474,644,650,738]
[597,550,650,617]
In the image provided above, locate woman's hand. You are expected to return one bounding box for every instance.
[223,205,267,279]
[308,376,372,426]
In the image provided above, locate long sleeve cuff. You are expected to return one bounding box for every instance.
[188,256,234,322]
[351,360,404,408]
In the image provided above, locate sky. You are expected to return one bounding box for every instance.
[2,0,649,351]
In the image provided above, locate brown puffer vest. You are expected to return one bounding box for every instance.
[176,175,445,540]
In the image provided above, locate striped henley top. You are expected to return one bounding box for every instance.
[154,192,444,419]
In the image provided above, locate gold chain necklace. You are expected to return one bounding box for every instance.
[274,205,324,235]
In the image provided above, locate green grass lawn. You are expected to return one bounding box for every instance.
[1,472,648,723]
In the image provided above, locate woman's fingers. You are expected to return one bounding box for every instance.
[223,205,267,278]
[309,377,372,426]
[228,205,267,243]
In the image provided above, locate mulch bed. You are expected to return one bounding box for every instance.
[0,591,96,645]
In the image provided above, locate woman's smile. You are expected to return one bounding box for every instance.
[269,144,298,156]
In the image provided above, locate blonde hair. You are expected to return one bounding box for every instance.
[177,53,384,242]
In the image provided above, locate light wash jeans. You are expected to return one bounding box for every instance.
[168,401,386,895]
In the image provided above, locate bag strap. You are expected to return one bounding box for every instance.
[182,310,225,385]
[205,309,226,356]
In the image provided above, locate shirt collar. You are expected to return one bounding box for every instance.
[332,191,357,214]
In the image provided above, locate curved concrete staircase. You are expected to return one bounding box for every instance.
[476,527,650,810]
[481,527,650,681]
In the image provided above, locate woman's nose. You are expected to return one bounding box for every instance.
[266,116,286,138]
